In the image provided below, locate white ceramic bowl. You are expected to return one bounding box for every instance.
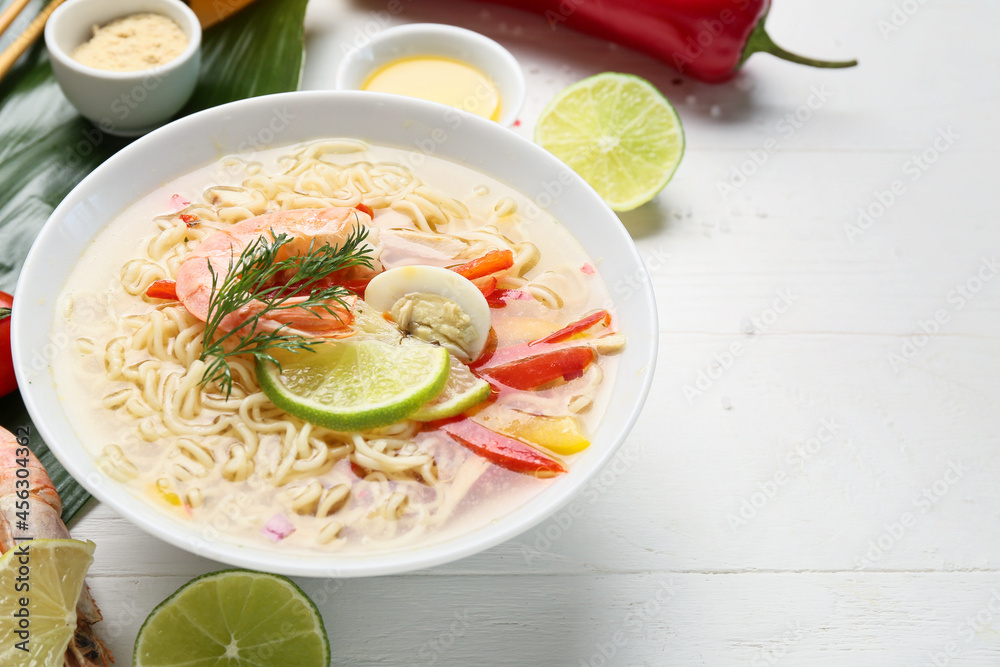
[45,0,201,136]
[12,91,656,577]
[336,23,525,127]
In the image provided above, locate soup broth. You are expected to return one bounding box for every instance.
[53,139,620,555]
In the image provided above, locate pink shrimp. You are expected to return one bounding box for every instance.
[0,426,113,666]
[176,207,379,337]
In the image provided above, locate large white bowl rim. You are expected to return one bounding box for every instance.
[12,90,657,577]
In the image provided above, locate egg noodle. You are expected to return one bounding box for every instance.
[61,139,610,551]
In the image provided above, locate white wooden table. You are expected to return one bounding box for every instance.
[74,0,1000,664]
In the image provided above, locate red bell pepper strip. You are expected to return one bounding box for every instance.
[482,0,856,84]
[531,310,611,346]
[471,327,499,368]
[442,419,566,477]
[145,279,178,300]
[474,276,498,298]
[355,203,374,218]
[0,291,15,397]
[451,250,514,280]
[479,346,596,390]
[486,288,521,308]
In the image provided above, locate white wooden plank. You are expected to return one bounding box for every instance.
[82,572,1000,666]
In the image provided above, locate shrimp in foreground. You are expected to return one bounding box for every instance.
[0,426,113,667]
[176,206,380,337]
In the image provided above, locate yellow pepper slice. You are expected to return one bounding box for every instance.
[473,406,590,455]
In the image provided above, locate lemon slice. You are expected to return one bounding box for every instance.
[133,569,329,667]
[411,354,491,421]
[535,72,685,211]
[258,338,450,431]
[0,539,95,666]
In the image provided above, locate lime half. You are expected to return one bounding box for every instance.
[0,539,95,667]
[134,569,329,667]
[535,72,685,211]
[412,355,491,421]
[258,338,450,431]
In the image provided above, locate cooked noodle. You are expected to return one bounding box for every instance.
[61,139,616,552]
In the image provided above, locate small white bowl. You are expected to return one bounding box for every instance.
[336,23,525,127]
[45,0,201,137]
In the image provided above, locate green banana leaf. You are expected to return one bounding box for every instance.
[0,0,310,524]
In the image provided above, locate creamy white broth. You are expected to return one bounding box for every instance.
[53,139,619,555]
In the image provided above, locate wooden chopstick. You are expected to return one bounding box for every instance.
[0,0,33,37]
[0,0,69,82]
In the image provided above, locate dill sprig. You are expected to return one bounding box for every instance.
[199,223,373,397]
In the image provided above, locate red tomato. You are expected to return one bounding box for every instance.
[0,291,15,397]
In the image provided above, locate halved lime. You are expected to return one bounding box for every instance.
[0,539,95,667]
[258,338,450,431]
[134,569,329,667]
[534,72,685,211]
[411,355,491,421]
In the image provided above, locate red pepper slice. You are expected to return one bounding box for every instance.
[486,289,516,308]
[180,213,199,226]
[531,310,611,346]
[441,419,566,477]
[451,250,514,280]
[478,346,596,390]
[474,275,498,298]
[355,203,374,218]
[471,328,498,368]
[145,279,178,300]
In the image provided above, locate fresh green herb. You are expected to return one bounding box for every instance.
[200,224,373,397]
[0,307,10,319]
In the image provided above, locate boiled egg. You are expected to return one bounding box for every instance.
[364,265,491,362]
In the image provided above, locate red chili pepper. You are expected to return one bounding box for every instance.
[180,213,199,226]
[531,310,612,346]
[355,203,374,218]
[0,291,16,398]
[451,250,514,280]
[479,346,596,390]
[482,0,856,83]
[442,419,566,477]
[145,279,178,300]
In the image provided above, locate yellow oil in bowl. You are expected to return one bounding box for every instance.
[362,56,502,121]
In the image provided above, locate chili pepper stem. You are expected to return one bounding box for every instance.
[740,11,857,70]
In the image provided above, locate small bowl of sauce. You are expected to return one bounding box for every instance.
[45,0,201,136]
[336,24,525,127]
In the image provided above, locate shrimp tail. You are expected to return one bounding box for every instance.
[0,427,114,666]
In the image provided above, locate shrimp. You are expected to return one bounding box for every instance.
[0,426,113,667]
[176,207,379,337]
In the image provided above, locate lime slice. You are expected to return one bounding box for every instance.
[134,569,329,667]
[258,338,450,431]
[534,72,685,211]
[412,354,491,421]
[0,539,95,666]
